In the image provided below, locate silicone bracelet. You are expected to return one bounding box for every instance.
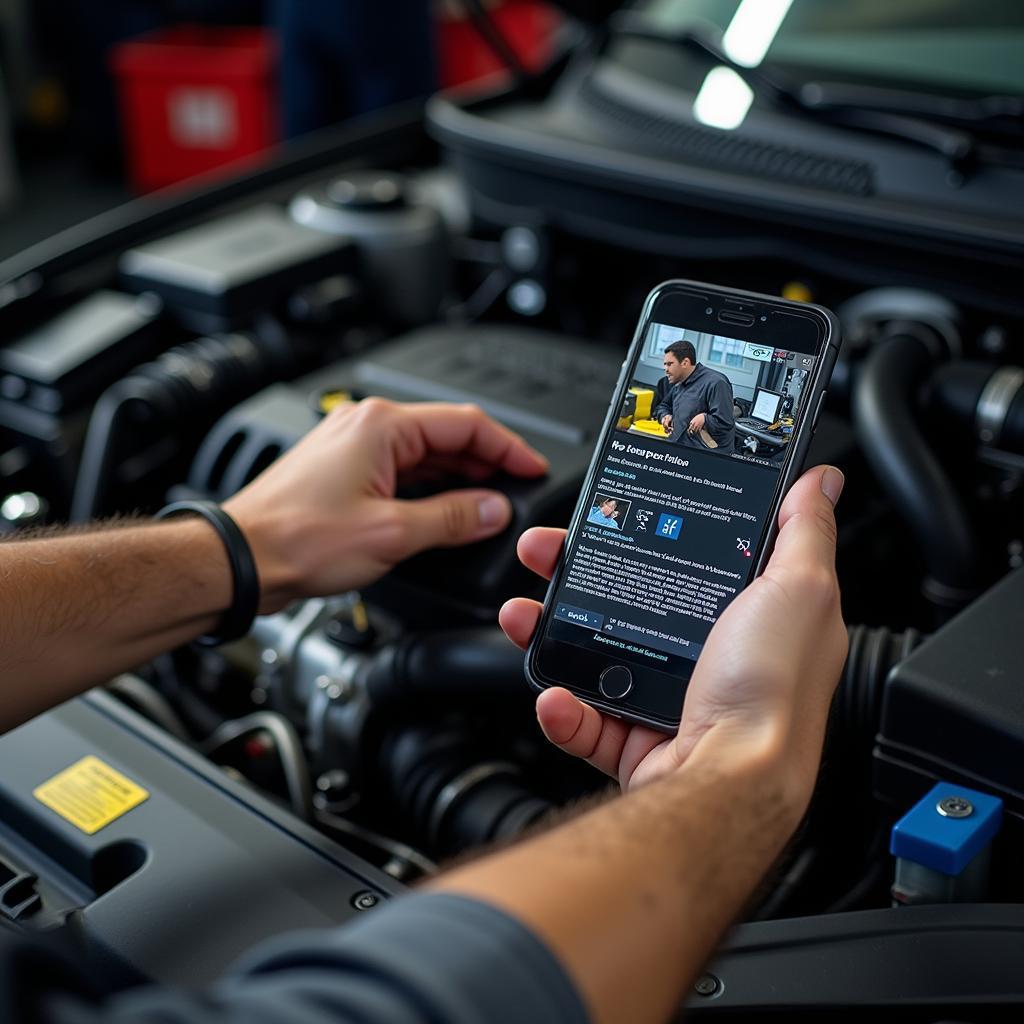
[155,500,261,647]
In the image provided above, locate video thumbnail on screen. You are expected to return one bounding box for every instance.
[585,491,632,530]
[616,323,816,467]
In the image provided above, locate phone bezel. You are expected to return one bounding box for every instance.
[526,279,839,731]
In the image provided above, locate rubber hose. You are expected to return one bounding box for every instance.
[362,628,531,708]
[930,361,1024,453]
[839,625,924,761]
[382,726,551,857]
[71,333,290,523]
[852,334,980,608]
[71,384,160,523]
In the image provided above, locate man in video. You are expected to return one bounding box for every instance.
[654,341,736,451]
[586,495,622,529]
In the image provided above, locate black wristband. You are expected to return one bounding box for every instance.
[155,500,261,647]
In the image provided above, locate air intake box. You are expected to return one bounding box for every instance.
[875,568,1024,824]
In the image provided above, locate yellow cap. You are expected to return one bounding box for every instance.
[317,389,352,414]
[782,281,813,303]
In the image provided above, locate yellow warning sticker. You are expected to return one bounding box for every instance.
[33,756,149,835]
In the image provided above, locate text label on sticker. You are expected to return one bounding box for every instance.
[33,755,149,835]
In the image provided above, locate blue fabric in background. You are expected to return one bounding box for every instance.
[273,0,437,138]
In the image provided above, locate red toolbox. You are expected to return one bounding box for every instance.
[111,26,279,193]
[438,1,561,88]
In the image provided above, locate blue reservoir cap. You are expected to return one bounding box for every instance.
[890,782,1003,876]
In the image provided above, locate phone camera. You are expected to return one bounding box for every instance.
[705,306,713,314]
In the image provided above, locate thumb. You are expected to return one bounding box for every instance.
[765,465,844,575]
[393,489,513,556]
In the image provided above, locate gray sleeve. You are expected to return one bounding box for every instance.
[705,378,735,432]
[45,893,589,1024]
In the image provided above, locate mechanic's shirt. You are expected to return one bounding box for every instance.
[0,893,587,1024]
[653,363,736,450]
[586,506,620,529]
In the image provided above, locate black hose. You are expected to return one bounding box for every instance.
[381,726,552,858]
[930,361,1024,453]
[71,388,153,522]
[71,332,292,522]
[852,334,980,609]
[838,625,924,763]
[362,628,532,709]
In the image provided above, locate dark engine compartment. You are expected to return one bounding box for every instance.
[0,26,1023,1017]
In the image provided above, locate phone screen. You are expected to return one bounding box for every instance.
[531,284,834,727]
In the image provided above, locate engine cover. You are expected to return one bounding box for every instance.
[185,324,623,620]
[0,691,396,988]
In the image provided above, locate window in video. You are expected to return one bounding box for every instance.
[617,323,816,467]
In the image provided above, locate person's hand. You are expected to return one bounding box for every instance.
[687,412,706,435]
[224,399,548,613]
[500,466,847,803]
[660,414,673,431]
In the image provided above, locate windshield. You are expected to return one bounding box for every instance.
[635,0,1024,97]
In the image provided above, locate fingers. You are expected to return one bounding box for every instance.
[516,527,566,581]
[764,465,844,582]
[391,488,513,556]
[391,403,549,479]
[499,597,542,650]
[535,688,632,779]
[400,453,502,485]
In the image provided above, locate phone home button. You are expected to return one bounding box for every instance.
[599,665,633,700]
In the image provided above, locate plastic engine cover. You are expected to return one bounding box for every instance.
[0,691,397,988]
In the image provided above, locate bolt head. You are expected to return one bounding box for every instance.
[937,795,974,818]
[694,974,721,997]
[352,891,380,911]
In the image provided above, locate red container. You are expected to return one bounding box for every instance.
[438,1,561,89]
[111,26,278,193]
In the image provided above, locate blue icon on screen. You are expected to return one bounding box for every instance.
[656,513,682,540]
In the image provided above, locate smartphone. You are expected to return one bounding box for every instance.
[526,279,839,731]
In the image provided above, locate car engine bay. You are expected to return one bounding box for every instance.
[0,13,1022,1016]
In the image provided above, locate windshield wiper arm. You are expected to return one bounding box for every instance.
[798,81,1024,132]
[604,12,1005,181]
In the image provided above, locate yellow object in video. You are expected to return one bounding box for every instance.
[629,386,655,420]
[631,418,669,437]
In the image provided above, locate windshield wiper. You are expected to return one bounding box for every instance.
[797,82,1024,133]
[604,12,1024,182]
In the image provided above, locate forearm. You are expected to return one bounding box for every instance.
[0,520,233,731]
[431,730,804,1024]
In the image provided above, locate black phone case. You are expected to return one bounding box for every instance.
[524,278,841,731]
